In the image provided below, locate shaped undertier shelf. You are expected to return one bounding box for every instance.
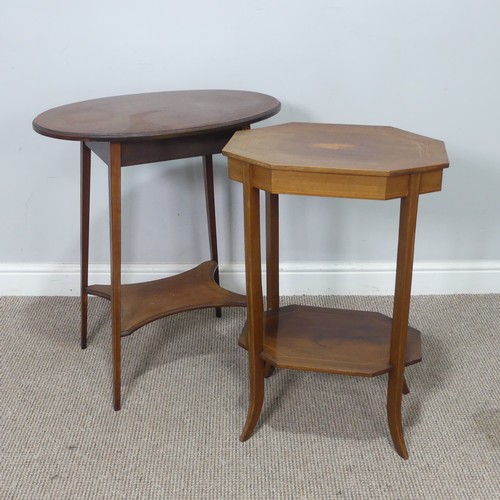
[87,261,246,336]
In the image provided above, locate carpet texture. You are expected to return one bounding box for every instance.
[1,295,499,499]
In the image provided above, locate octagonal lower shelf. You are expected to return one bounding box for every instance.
[239,305,421,376]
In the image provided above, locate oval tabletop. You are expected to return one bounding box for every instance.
[32,90,281,142]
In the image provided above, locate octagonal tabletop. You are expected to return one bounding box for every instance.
[223,122,449,199]
[223,122,449,175]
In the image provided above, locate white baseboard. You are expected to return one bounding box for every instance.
[1,261,499,296]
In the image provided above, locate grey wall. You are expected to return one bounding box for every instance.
[1,0,499,294]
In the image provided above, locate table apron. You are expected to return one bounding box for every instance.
[228,160,443,200]
[85,129,237,167]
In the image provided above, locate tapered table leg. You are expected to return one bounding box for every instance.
[264,192,279,378]
[81,143,91,349]
[240,172,265,441]
[109,143,122,411]
[203,155,221,318]
[387,173,421,459]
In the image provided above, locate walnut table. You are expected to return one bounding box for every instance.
[33,90,281,410]
[222,122,448,458]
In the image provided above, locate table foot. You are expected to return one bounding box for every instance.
[81,295,88,349]
[403,377,410,395]
[240,358,265,442]
[114,392,121,411]
[387,372,409,459]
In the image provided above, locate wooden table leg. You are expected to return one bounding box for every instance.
[266,192,279,310]
[240,170,265,441]
[109,143,122,411]
[387,173,421,459]
[203,155,221,318]
[264,192,279,378]
[80,143,91,349]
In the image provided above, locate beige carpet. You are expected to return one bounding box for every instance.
[1,295,499,499]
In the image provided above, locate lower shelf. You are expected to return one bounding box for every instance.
[87,260,246,336]
[239,305,421,376]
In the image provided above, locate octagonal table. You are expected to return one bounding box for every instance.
[222,122,449,458]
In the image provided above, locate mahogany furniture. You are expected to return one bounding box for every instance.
[33,90,281,410]
[222,122,448,458]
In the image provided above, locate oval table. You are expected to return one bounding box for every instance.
[33,89,281,410]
